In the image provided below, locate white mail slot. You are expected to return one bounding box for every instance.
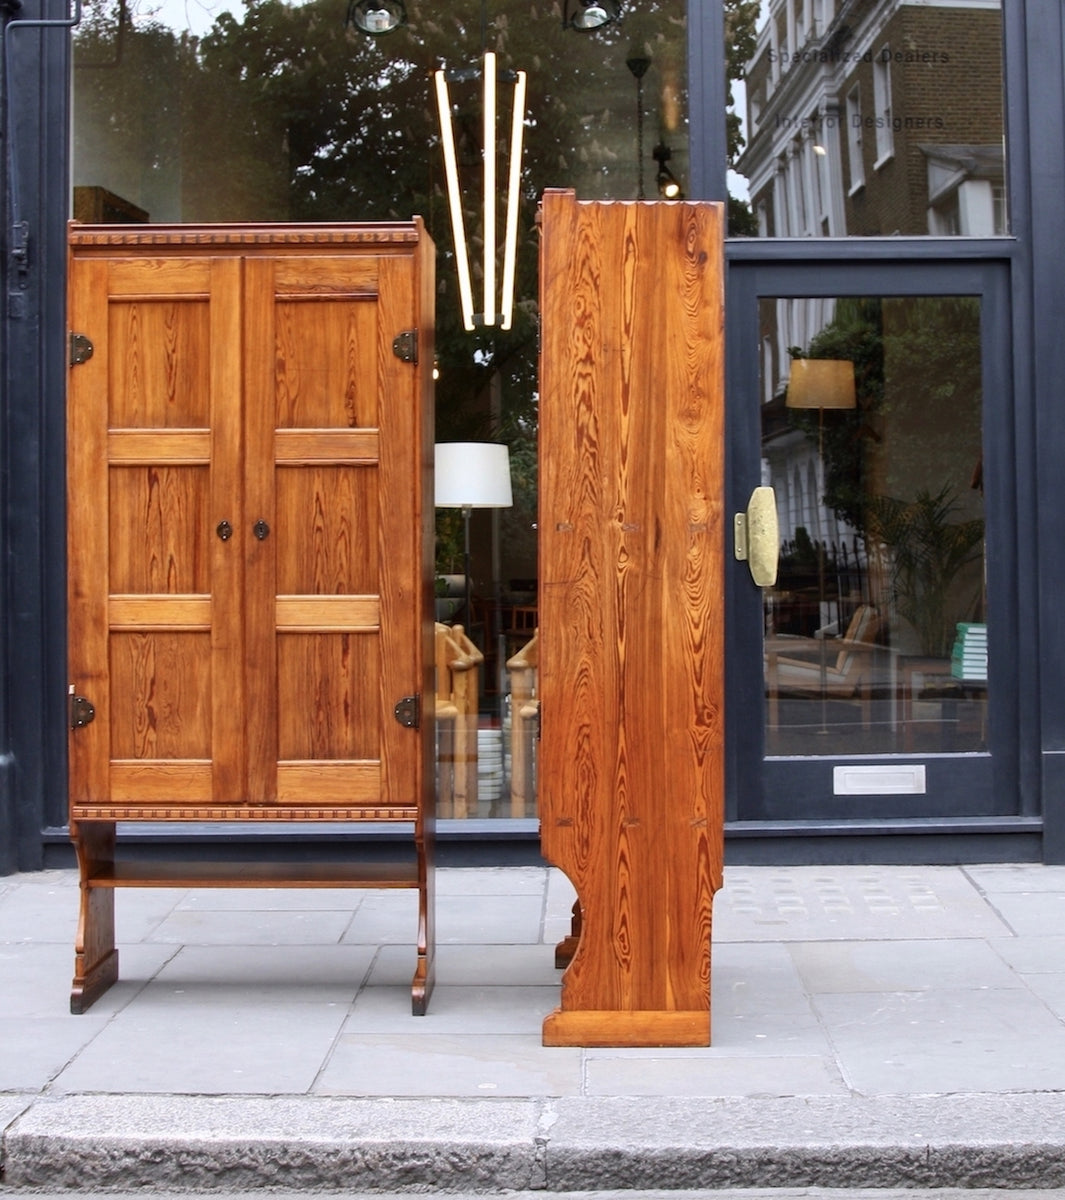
[833,764,927,795]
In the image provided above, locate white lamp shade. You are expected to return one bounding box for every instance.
[435,442,513,508]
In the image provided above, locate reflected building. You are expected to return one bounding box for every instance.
[737,0,1005,239]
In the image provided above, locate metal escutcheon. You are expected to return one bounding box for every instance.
[216,520,233,541]
[253,519,270,541]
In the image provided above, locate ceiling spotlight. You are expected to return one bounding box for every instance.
[563,0,621,32]
[346,0,406,35]
[653,143,683,199]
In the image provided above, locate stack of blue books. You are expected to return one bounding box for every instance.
[950,622,987,681]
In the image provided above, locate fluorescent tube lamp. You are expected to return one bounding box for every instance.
[434,55,526,331]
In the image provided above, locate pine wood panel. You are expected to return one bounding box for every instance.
[108,298,210,426]
[274,466,378,594]
[107,466,210,593]
[538,191,725,1047]
[274,294,378,429]
[108,631,212,758]
[277,632,380,759]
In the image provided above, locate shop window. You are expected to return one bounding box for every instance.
[72,0,691,822]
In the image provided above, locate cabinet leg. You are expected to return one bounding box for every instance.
[411,833,435,1015]
[70,821,119,1014]
[554,899,582,968]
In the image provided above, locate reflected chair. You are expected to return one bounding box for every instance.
[766,604,883,730]
[505,630,538,818]
[434,622,483,817]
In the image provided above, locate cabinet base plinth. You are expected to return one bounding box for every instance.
[70,948,119,1015]
[542,1007,710,1047]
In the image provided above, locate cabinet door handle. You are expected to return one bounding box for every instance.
[216,520,233,541]
[253,519,270,541]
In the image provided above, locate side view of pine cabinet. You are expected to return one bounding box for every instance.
[66,223,435,1015]
[538,191,725,1047]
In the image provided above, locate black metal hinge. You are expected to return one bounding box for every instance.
[69,692,96,729]
[70,332,94,365]
[393,695,420,729]
[392,330,418,363]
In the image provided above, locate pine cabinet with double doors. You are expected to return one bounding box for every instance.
[66,223,435,1014]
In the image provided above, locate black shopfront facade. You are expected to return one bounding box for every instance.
[3,0,1065,872]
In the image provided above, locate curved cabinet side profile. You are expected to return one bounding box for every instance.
[538,190,726,1047]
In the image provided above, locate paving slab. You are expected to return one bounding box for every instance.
[581,1050,847,1097]
[344,982,560,1034]
[966,863,1065,892]
[814,985,1065,1094]
[976,889,1065,935]
[315,1031,584,1096]
[715,866,1013,941]
[147,943,377,999]
[0,1015,113,1092]
[788,936,1023,993]
[146,906,356,946]
[50,999,351,1095]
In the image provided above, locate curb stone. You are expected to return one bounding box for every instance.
[5,1093,1065,1191]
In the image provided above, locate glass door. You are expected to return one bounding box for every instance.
[727,258,1019,823]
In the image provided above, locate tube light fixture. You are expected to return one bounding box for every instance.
[434,53,526,331]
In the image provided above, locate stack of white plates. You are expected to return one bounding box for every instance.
[477,728,504,802]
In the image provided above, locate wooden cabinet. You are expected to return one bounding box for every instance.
[538,191,725,1047]
[67,223,435,1014]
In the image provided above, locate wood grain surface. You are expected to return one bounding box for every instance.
[538,191,724,1046]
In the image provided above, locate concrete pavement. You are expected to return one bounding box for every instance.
[3,861,1065,1190]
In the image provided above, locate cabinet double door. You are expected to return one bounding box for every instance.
[68,227,433,822]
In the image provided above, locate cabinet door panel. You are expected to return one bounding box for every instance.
[276,631,380,760]
[68,254,246,814]
[108,465,210,594]
[108,299,211,427]
[245,255,419,811]
[275,465,378,595]
[274,296,379,429]
[109,631,212,758]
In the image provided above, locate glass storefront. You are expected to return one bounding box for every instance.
[5,0,1058,867]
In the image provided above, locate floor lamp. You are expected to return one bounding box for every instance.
[786,358,856,733]
[434,442,514,639]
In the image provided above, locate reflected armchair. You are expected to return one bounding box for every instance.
[766,604,884,730]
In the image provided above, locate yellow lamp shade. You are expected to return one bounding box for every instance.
[786,358,857,410]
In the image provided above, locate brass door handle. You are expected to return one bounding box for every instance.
[734,486,779,587]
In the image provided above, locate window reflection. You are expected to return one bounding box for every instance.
[730,0,1006,237]
[72,0,690,821]
[760,296,988,755]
